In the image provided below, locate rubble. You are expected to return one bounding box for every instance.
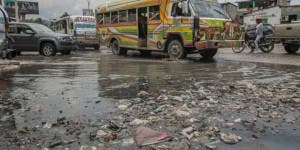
[220,133,242,144]
[137,91,149,98]
[133,127,172,146]
[96,130,107,138]
[205,144,217,150]
[174,104,193,117]
[292,98,300,104]
[181,127,194,139]
[225,122,235,128]
[118,104,129,110]
[129,119,149,126]
[121,138,135,146]
[103,133,117,142]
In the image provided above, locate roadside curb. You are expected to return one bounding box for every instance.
[0,60,21,73]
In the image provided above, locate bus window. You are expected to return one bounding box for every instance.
[111,12,118,24]
[104,13,110,24]
[128,9,136,22]
[119,10,127,23]
[149,5,160,20]
[70,21,73,30]
[97,14,104,25]
[171,2,190,17]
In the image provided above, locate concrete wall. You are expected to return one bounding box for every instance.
[281,6,300,22]
[278,0,290,6]
[243,6,281,26]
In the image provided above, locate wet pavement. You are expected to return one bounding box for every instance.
[0,48,300,149]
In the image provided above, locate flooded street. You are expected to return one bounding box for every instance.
[0,48,300,149]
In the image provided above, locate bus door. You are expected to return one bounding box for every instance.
[138,7,147,47]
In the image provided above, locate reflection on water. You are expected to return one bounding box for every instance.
[97,54,300,99]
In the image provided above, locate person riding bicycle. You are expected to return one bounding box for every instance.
[254,17,264,52]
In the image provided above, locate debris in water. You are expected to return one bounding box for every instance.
[133,127,172,146]
[220,132,242,144]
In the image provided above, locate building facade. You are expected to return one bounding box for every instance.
[237,0,291,24]
[243,5,300,26]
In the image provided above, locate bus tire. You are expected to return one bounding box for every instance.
[94,45,100,50]
[200,48,218,59]
[167,40,186,59]
[111,40,121,55]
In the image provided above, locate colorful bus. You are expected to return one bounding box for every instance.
[51,16,99,50]
[95,0,243,59]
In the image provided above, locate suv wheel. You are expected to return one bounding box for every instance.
[41,43,56,56]
[284,44,299,54]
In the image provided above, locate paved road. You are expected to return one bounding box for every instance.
[0,47,299,149]
[217,44,299,66]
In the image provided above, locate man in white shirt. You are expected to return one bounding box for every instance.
[254,17,264,52]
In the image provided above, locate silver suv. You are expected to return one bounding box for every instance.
[8,22,76,56]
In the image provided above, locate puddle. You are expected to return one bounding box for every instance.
[0,51,299,149]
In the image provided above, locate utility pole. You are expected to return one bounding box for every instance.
[87,0,90,10]
[15,0,19,22]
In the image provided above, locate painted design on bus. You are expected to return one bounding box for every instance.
[96,0,244,58]
[51,16,100,50]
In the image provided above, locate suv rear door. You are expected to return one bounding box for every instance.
[10,24,37,51]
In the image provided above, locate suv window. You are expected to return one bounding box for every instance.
[16,24,32,34]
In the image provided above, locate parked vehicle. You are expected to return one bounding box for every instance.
[51,16,99,50]
[232,24,274,53]
[96,0,244,59]
[0,6,16,59]
[271,22,300,54]
[8,22,76,56]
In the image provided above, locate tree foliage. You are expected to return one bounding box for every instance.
[60,12,70,18]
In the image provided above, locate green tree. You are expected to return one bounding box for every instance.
[34,18,42,24]
[60,12,70,18]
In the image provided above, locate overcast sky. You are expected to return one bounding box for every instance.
[35,0,105,19]
[36,0,300,19]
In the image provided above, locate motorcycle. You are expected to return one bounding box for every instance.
[232,24,274,53]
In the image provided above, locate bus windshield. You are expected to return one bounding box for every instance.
[75,23,96,30]
[190,0,229,19]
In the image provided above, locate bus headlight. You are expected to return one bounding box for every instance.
[157,41,162,49]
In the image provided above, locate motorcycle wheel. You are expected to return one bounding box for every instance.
[260,39,274,53]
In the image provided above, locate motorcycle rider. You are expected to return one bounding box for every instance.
[254,17,264,52]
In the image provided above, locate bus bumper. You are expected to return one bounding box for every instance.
[77,40,99,47]
[196,40,244,50]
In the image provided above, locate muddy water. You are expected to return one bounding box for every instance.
[0,51,300,149]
